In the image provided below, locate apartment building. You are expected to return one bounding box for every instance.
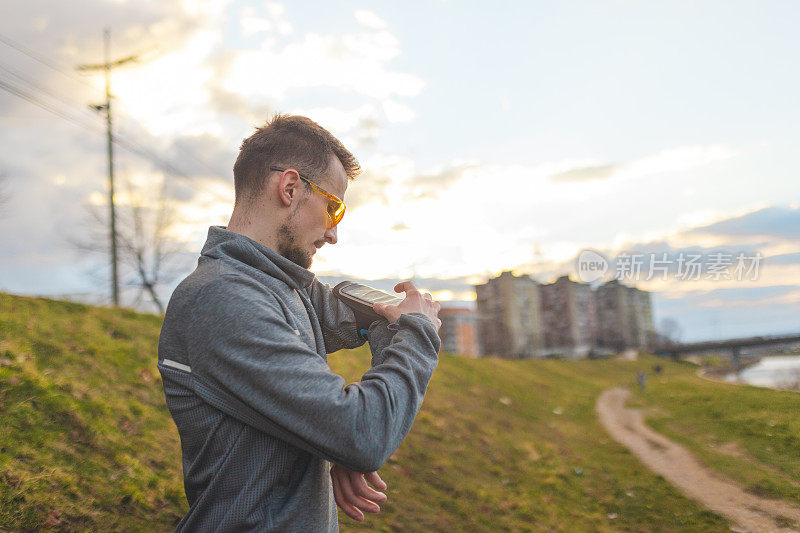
[438,307,480,357]
[595,279,655,351]
[474,271,545,358]
[475,272,654,359]
[540,275,597,359]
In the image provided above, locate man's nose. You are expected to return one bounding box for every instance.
[324,224,338,245]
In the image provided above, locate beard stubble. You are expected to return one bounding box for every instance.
[277,217,313,270]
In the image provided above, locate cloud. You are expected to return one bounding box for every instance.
[512,238,800,343]
[108,115,236,179]
[286,104,382,151]
[548,234,793,292]
[623,145,735,178]
[4,3,787,344]
[766,252,800,265]
[206,80,274,123]
[240,3,293,37]
[110,26,225,138]
[381,99,416,123]
[1,0,430,309]
[219,17,426,102]
[0,147,108,295]
[316,145,745,284]
[0,0,237,299]
[344,167,392,210]
[653,284,800,341]
[549,164,617,183]
[0,0,217,128]
[354,10,389,30]
[688,285,800,308]
[165,133,235,179]
[548,145,734,185]
[2,0,212,63]
[403,162,478,200]
[526,204,799,290]
[690,206,800,240]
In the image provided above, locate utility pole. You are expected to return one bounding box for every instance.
[77,29,139,306]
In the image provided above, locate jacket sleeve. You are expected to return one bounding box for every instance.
[185,275,440,473]
[306,278,366,353]
[366,320,397,367]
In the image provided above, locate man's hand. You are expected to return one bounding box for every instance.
[330,465,388,522]
[373,281,442,330]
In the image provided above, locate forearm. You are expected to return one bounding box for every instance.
[366,319,394,366]
[191,315,439,472]
[306,278,365,353]
[352,313,440,464]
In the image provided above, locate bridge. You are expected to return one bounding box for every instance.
[654,333,800,364]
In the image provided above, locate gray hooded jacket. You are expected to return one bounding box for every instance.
[157,226,440,531]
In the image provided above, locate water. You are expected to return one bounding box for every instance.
[725,355,800,390]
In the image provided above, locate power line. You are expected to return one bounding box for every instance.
[0,33,230,198]
[116,136,231,203]
[0,32,99,92]
[0,78,103,134]
[0,75,231,204]
[0,60,98,121]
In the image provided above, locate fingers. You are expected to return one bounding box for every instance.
[331,467,364,522]
[348,469,387,504]
[330,466,383,522]
[339,471,380,515]
[381,281,442,327]
[372,301,399,323]
[394,280,418,294]
[394,281,434,303]
[364,471,388,491]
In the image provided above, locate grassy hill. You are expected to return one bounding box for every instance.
[1,292,798,531]
[0,293,184,530]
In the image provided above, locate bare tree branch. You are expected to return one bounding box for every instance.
[75,172,191,313]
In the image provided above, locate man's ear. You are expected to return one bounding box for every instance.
[276,169,301,207]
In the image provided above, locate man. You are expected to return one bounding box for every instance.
[157,114,441,531]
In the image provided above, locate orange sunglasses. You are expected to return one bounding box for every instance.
[270,166,346,228]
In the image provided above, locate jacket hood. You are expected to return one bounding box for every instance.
[200,225,315,290]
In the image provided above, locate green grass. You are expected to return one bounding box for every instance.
[630,370,800,504]
[0,294,184,531]
[329,352,730,532]
[1,292,798,531]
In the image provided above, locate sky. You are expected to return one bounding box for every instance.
[1,0,798,341]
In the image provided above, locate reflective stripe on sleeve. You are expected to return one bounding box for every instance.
[161,358,192,373]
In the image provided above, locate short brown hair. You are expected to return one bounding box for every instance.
[233,114,361,203]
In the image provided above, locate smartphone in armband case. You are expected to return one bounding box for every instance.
[333,281,402,335]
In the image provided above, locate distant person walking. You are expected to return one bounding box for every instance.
[157,115,441,531]
[637,371,647,391]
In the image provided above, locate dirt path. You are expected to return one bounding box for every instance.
[596,388,800,533]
